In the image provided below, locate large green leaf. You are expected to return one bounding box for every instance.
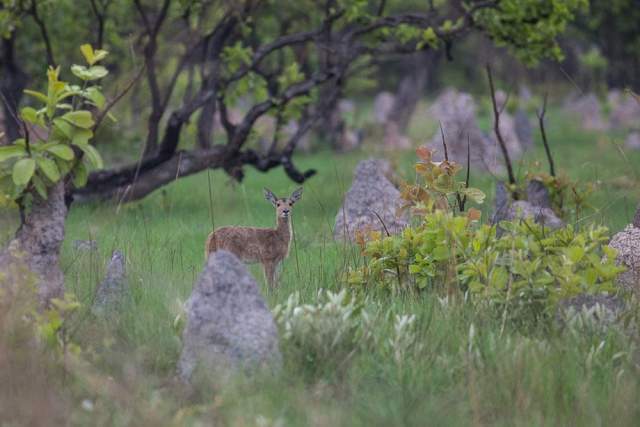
[71,65,109,81]
[71,161,88,187]
[44,143,75,161]
[32,174,48,199]
[20,107,43,126]
[53,118,75,139]
[460,187,486,204]
[23,89,49,104]
[0,145,27,162]
[71,128,93,146]
[12,158,36,186]
[77,144,103,169]
[61,111,95,129]
[36,156,61,182]
[85,87,106,109]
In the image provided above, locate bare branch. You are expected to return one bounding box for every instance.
[29,1,56,66]
[536,93,555,177]
[439,121,449,161]
[486,64,517,194]
[93,66,146,132]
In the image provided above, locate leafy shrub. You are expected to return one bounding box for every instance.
[273,290,375,375]
[399,146,485,216]
[0,44,107,204]
[348,210,624,325]
[524,168,597,221]
[273,290,424,376]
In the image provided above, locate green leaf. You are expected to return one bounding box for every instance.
[80,44,108,66]
[0,145,27,162]
[85,87,105,109]
[20,107,40,125]
[32,174,48,199]
[61,111,95,129]
[23,89,49,104]
[52,118,74,140]
[71,128,93,146]
[36,156,61,182]
[461,187,486,204]
[80,44,94,65]
[71,65,108,81]
[72,161,88,187]
[77,144,103,169]
[566,246,585,263]
[12,158,36,186]
[43,143,74,161]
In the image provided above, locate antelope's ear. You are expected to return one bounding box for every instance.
[290,187,303,203]
[264,188,278,205]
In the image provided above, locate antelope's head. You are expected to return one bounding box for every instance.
[264,187,303,219]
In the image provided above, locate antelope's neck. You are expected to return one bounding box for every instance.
[276,216,292,240]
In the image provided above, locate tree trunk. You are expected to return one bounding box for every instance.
[3,183,67,306]
[196,96,216,149]
[0,35,28,143]
[386,51,437,133]
[315,82,343,147]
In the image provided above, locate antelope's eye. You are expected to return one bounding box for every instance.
[277,202,281,206]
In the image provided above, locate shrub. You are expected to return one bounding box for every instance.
[273,290,376,375]
[348,210,625,325]
[273,289,427,379]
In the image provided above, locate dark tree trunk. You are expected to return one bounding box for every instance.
[2,183,67,306]
[314,79,343,147]
[387,51,437,133]
[0,35,28,143]
[196,96,216,149]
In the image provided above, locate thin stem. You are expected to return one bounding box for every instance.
[486,64,517,195]
[536,93,555,177]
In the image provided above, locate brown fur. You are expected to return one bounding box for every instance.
[205,187,302,287]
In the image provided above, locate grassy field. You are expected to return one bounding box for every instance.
[2,106,640,425]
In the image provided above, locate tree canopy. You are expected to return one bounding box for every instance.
[0,0,588,202]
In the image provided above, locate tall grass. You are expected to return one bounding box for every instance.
[0,106,639,425]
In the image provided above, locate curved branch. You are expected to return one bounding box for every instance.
[30,1,56,66]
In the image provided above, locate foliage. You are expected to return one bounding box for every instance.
[348,209,624,326]
[0,44,107,202]
[273,289,423,376]
[524,168,597,222]
[273,289,376,375]
[474,0,588,65]
[399,146,485,216]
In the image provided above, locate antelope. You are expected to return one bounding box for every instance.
[204,187,303,287]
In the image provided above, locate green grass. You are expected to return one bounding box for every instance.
[2,105,640,425]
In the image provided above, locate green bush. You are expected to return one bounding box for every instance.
[348,210,625,325]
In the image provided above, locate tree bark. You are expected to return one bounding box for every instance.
[3,183,67,306]
[196,96,216,149]
[0,35,28,143]
[386,51,437,133]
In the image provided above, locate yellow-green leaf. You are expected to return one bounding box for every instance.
[80,44,95,65]
[20,107,40,125]
[23,89,49,103]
